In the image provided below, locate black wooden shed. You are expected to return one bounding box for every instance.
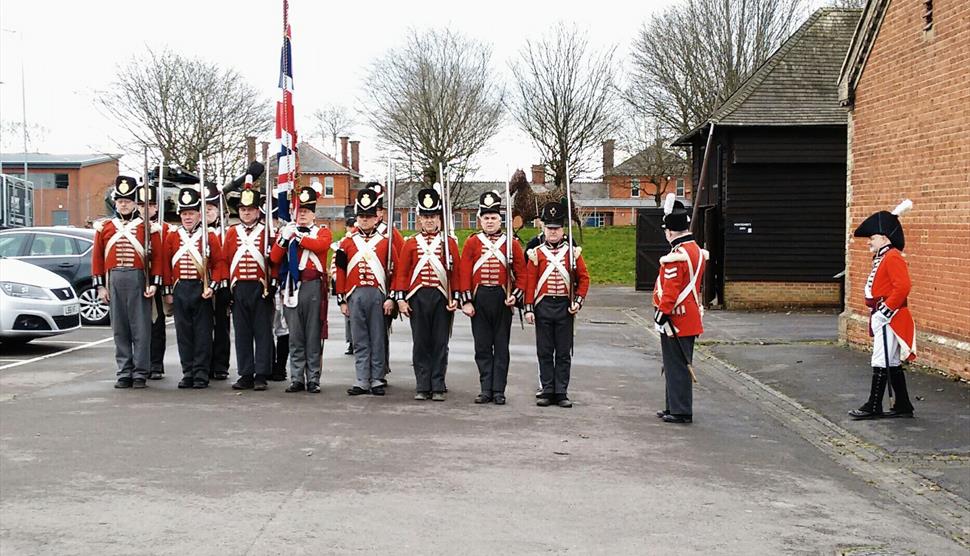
[672,8,860,309]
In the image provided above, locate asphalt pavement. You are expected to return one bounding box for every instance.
[1,286,967,555]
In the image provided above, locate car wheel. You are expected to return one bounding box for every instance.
[78,285,110,325]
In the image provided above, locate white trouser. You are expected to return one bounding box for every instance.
[871,324,901,367]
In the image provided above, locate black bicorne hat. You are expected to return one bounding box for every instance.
[853,199,912,250]
[177,187,202,212]
[355,188,380,216]
[478,190,502,216]
[416,187,442,215]
[112,175,138,201]
[661,193,690,232]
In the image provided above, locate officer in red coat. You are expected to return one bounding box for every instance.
[653,194,707,424]
[849,199,916,420]
[335,187,398,396]
[162,187,228,389]
[92,176,164,389]
[394,186,462,401]
[525,200,590,408]
[460,190,527,405]
[225,180,276,391]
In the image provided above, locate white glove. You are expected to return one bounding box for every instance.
[281,224,296,240]
[870,310,890,330]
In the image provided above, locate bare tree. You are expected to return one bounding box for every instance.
[97,49,272,184]
[508,24,621,188]
[620,129,690,205]
[626,0,805,136]
[363,28,504,205]
[829,0,865,7]
[0,120,48,152]
[311,104,355,156]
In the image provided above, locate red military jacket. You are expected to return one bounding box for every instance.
[335,229,398,303]
[460,231,526,302]
[393,232,462,302]
[91,216,164,288]
[865,245,917,361]
[161,224,228,293]
[269,224,332,278]
[223,222,275,289]
[652,236,707,337]
[377,220,406,254]
[524,239,590,311]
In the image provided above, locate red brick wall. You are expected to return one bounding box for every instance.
[725,281,841,310]
[841,0,970,378]
[605,175,690,202]
[2,160,118,226]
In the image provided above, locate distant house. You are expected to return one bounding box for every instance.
[672,8,861,309]
[837,0,969,377]
[1,153,121,227]
[269,138,362,231]
[603,139,691,226]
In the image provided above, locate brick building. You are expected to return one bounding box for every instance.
[673,8,860,309]
[603,139,691,227]
[1,153,121,227]
[837,0,970,378]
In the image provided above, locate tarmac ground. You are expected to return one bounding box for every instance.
[1,286,967,555]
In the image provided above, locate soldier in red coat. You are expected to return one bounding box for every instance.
[652,194,708,424]
[460,190,527,405]
[225,180,276,391]
[204,183,231,381]
[92,176,164,389]
[394,186,462,401]
[335,188,398,396]
[137,182,175,381]
[270,186,332,394]
[525,201,590,408]
[162,187,228,389]
[849,199,916,420]
[372,183,406,381]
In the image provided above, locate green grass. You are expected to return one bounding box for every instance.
[403,225,636,285]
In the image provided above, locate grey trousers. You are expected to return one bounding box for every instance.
[661,334,695,416]
[284,279,322,385]
[109,268,152,380]
[349,286,387,388]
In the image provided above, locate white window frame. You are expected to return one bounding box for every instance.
[676,178,685,197]
[630,178,640,198]
[324,176,334,198]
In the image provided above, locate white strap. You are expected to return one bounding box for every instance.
[295,227,323,272]
[535,245,571,298]
[673,247,703,309]
[105,217,146,262]
[348,233,387,293]
[229,224,266,281]
[410,234,448,288]
[173,228,205,275]
[472,232,507,274]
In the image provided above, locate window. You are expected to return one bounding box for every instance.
[407,210,415,231]
[0,233,29,256]
[51,211,70,227]
[676,178,685,197]
[324,176,334,197]
[7,173,58,189]
[29,233,79,256]
[393,211,402,229]
[923,0,933,31]
[630,178,640,198]
[585,213,605,228]
[55,174,70,189]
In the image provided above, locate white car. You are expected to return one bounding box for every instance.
[0,257,82,344]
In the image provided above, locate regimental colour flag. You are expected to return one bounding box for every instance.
[275,2,297,223]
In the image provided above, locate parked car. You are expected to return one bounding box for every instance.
[0,257,81,344]
[0,226,110,325]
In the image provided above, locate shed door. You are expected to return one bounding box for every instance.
[635,208,668,291]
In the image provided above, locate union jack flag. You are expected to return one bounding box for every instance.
[275,2,297,223]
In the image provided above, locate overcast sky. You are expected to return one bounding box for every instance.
[0,0,822,182]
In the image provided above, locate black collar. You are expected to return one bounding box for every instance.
[670,234,695,248]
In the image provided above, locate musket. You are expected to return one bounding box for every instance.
[668,325,699,384]
[263,149,272,297]
[157,157,165,233]
[385,159,395,294]
[438,162,452,298]
[198,154,210,290]
[142,148,151,294]
[506,176,523,329]
[564,169,576,308]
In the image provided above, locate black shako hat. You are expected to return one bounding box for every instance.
[661,193,690,232]
[853,199,912,251]
[136,184,157,204]
[112,176,138,201]
[416,187,442,215]
[539,201,566,227]
[355,188,380,216]
[177,187,202,213]
[478,190,502,216]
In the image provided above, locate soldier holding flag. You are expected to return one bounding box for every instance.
[394,186,463,401]
[92,176,164,389]
[652,194,707,424]
[524,201,589,408]
[460,191,526,405]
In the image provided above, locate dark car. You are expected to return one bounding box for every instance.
[0,227,110,325]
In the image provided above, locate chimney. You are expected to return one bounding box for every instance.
[339,136,350,168]
[260,141,270,190]
[350,140,360,173]
[531,164,545,186]
[602,139,615,177]
[246,136,256,164]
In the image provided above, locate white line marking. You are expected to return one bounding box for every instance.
[31,340,92,345]
[0,359,26,363]
[0,335,114,371]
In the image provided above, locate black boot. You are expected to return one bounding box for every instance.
[885,366,915,418]
[270,335,289,381]
[849,368,888,420]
